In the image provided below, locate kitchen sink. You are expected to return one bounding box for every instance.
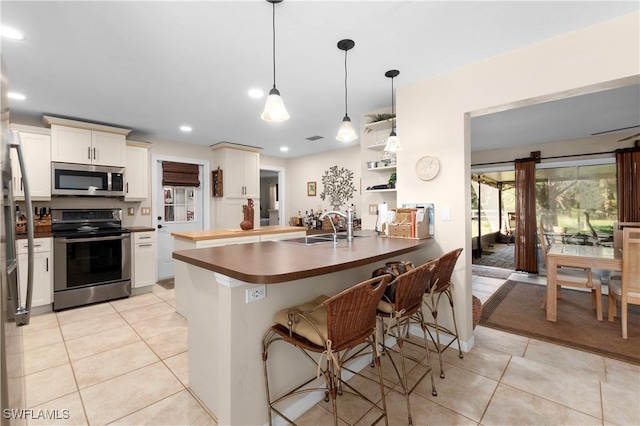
[278,234,368,245]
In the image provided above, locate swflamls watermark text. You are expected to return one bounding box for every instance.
[3,409,70,420]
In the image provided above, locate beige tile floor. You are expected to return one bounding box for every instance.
[22,277,640,426]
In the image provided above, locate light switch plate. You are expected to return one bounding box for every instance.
[369,204,377,215]
[141,207,151,216]
[441,207,451,221]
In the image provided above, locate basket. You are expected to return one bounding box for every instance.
[15,220,27,234]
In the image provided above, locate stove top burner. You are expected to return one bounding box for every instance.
[51,208,128,238]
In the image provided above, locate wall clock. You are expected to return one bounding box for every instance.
[415,156,440,181]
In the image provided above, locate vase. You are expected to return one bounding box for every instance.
[240,199,254,230]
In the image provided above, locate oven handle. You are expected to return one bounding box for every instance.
[56,234,131,243]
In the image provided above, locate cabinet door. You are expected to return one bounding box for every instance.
[9,148,23,198]
[242,151,260,198]
[125,145,149,200]
[20,132,51,200]
[92,131,126,167]
[224,149,246,197]
[134,241,157,288]
[51,125,92,164]
[17,251,52,308]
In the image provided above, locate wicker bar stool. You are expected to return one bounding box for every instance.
[423,248,464,379]
[262,275,391,426]
[376,260,438,426]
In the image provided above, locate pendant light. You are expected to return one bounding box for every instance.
[336,39,357,142]
[384,69,401,152]
[261,0,289,122]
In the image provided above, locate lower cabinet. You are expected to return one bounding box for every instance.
[16,238,52,308]
[132,231,157,289]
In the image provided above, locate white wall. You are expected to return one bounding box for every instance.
[398,12,640,347]
[282,145,361,225]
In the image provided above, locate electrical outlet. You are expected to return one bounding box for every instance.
[246,285,266,303]
[127,207,135,216]
[141,207,151,216]
[369,204,378,215]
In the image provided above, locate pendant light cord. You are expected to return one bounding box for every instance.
[391,76,395,131]
[344,49,348,117]
[271,1,276,89]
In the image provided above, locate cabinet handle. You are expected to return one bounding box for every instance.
[138,243,153,247]
[93,147,96,160]
[88,147,91,160]
[46,257,49,272]
[20,178,23,191]
[139,236,151,239]
[32,244,42,248]
[126,182,129,194]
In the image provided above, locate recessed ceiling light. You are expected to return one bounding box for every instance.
[1,26,25,40]
[279,146,289,152]
[180,125,192,132]
[8,92,26,101]
[248,88,264,99]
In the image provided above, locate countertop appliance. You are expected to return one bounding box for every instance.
[51,162,125,197]
[2,57,34,423]
[52,208,131,310]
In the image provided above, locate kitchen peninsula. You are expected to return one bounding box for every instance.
[172,231,434,425]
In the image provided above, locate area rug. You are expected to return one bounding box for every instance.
[479,280,640,365]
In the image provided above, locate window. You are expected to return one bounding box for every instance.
[163,186,196,222]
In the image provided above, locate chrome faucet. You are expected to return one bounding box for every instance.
[320,206,354,242]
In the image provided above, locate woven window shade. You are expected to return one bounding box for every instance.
[616,147,640,222]
[162,162,200,187]
[514,157,538,274]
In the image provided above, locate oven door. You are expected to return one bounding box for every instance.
[53,233,131,291]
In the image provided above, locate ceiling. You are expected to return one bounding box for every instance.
[1,1,638,158]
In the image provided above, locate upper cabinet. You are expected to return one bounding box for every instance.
[45,116,131,167]
[9,129,51,201]
[124,143,150,201]
[212,144,260,198]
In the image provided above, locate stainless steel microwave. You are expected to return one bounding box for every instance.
[51,162,125,197]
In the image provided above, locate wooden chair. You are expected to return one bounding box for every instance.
[262,275,390,426]
[422,248,464,379]
[607,227,640,339]
[375,260,438,426]
[539,224,603,321]
[613,222,640,250]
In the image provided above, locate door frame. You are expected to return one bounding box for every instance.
[260,165,285,225]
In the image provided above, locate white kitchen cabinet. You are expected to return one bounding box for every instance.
[50,124,127,167]
[16,238,52,308]
[213,146,259,198]
[132,231,157,289]
[10,131,51,200]
[125,144,149,201]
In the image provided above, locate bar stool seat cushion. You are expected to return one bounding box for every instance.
[273,295,330,347]
[609,278,640,299]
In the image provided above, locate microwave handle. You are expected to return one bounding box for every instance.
[10,131,34,326]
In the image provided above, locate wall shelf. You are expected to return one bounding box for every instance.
[366,188,396,193]
[367,165,396,172]
[366,143,387,151]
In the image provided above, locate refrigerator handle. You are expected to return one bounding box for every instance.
[10,131,33,326]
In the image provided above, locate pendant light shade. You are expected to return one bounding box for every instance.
[261,0,289,122]
[336,39,357,142]
[384,69,401,152]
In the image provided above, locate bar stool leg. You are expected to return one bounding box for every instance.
[446,289,464,360]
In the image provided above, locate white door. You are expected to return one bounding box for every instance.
[152,157,209,280]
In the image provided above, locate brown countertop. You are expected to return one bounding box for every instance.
[16,232,53,239]
[127,227,156,232]
[171,226,305,242]
[172,231,432,284]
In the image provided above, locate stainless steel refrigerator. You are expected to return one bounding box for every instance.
[1,57,35,425]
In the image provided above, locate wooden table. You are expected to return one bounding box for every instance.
[546,244,622,321]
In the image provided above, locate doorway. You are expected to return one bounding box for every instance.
[151,155,210,280]
[259,166,285,226]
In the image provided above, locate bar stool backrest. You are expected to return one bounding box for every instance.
[429,248,463,294]
[324,275,390,352]
[393,260,436,315]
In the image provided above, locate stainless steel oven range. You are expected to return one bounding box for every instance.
[52,208,131,310]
